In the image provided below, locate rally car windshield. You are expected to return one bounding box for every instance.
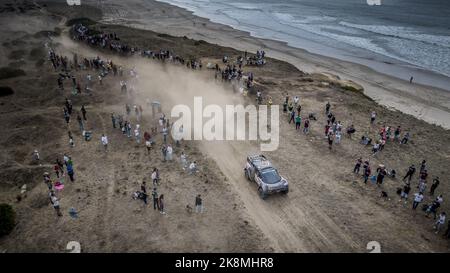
[260,168,281,184]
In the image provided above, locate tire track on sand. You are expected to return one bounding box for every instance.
[198,141,308,252]
[91,113,117,251]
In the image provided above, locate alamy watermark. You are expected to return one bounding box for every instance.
[367,0,382,5]
[66,0,81,6]
[170,97,279,151]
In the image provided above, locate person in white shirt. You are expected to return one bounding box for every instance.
[166,145,173,161]
[412,192,424,210]
[335,131,341,144]
[50,192,62,217]
[101,134,108,151]
[372,142,380,155]
[370,111,376,124]
[159,114,164,127]
[189,161,197,175]
[134,124,140,144]
[151,168,159,186]
[435,195,444,204]
[336,121,343,132]
[63,154,69,165]
[434,212,446,234]
[293,96,299,106]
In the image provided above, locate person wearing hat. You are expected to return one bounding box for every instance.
[49,191,62,217]
[43,172,52,190]
[32,150,40,165]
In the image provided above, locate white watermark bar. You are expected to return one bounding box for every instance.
[66,0,81,6]
[171,97,280,151]
[367,0,382,6]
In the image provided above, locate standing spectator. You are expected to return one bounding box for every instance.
[101,134,108,151]
[126,121,132,138]
[289,110,295,124]
[111,113,116,128]
[335,131,342,144]
[303,118,310,134]
[64,108,70,124]
[399,183,411,203]
[189,161,198,174]
[430,177,440,195]
[54,163,62,178]
[363,164,371,184]
[68,131,74,147]
[412,192,424,210]
[346,124,355,138]
[426,200,441,219]
[67,163,75,182]
[195,194,203,213]
[403,165,416,182]
[372,141,380,156]
[419,160,427,173]
[325,102,330,115]
[158,194,165,215]
[376,166,387,186]
[180,151,188,170]
[353,158,362,174]
[370,111,376,125]
[327,132,334,150]
[161,145,167,162]
[144,131,152,153]
[295,115,301,130]
[140,181,147,205]
[77,114,84,132]
[81,105,87,121]
[43,172,52,190]
[32,150,40,164]
[50,192,62,217]
[134,124,141,144]
[394,126,401,141]
[152,188,158,210]
[166,145,173,161]
[293,96,299,106]
[418,179,427,194]
[56,158,64,175]
[434,212,446,234]
[151,168,160,186]
[401,131,410,144]
[162,126,168,144]
[436,194,444,205]
[145,137,152,154]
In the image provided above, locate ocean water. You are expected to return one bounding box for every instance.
[154,0,450,78]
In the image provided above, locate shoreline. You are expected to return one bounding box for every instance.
[91,0,450,129]
[154,0,450,89]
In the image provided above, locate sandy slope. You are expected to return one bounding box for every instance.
[0,3,269,252]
